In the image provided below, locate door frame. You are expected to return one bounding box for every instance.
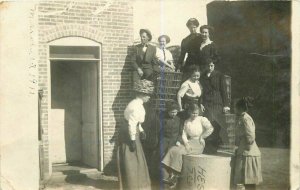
[46,37,103,174]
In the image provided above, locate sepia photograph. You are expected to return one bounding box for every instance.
[0,0,299,190]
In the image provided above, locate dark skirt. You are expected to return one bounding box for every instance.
[182,96,199,110]
[118,125,151,190]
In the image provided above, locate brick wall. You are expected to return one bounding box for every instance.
[37,1,133,176]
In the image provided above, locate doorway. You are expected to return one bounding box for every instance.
[50,60,98,166]
[48,44,102,173]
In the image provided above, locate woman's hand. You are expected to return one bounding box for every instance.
[137,68,144,77]
[223,107,230,113]
[200,104,205,112]
[169,65,176,70]
[140,131,146,140]
[199,137,205,145]
[184,142,192,152]
[129,140,136,152]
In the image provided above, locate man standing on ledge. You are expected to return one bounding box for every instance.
[177,18,202,75]
[132,29,159,82]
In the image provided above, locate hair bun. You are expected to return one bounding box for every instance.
[243,96,254,108]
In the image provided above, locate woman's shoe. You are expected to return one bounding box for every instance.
[168,174,179,188]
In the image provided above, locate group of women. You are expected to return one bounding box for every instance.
[118,18,263,190]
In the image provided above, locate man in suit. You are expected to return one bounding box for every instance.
[200,58,230,154]
[176,18,202,75]
[132,29,159,82]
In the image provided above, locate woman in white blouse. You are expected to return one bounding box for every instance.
[162,104,213,188]
[118,79,154,190]
[156,35,175,72]
[177,65,204,112]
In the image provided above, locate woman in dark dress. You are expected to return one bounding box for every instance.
[198,25,220,71]
[200,59,230,154]
[151,101,183,184]
[177,18,202,75]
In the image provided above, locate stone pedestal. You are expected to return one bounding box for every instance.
[179,154,232,190]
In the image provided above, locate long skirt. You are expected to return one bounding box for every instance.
[118,126,151,190]
[234,155,263,185]
[161,139,205,173]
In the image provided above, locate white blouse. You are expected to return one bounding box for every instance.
[124,97,145,140]
[156,47,173,62]
[182,116,213,144]
[177,79,202,98]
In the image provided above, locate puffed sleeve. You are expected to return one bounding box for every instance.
[242,117,255,145]
[182,121,189,144]
[166,49,174,62]
[124,103,145,141]
[177,82,189,98]
[177,39,187,69]
[200,117,214,139]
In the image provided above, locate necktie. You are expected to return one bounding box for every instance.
[163,48,166,61]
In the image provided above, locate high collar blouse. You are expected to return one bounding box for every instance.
[124,97,145,140]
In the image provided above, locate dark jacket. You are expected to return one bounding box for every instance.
[198,42,220,70]
[177,34,202,71]
[160,113,182,153]
[200,70,229,121]
[131,43,159,72]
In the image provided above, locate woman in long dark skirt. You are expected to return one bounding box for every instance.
[118,79,154,190]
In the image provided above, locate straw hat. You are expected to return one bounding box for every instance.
[158,35,171,44]
[134,79,154,95]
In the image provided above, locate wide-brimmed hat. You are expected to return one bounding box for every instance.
[158,35,171,44]
[139,29,152,41]
[186,18,199,27]
[134,79,154,95]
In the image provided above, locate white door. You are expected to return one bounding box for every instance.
[50,109,66,163]
[81,62,98,168]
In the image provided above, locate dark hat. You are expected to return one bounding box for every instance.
[134,79,154,95]
[158,35,171,44]
[186,18,199,27]
[139,29,152,41]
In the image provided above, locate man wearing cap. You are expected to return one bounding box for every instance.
[132,29,159,82]
[177,18,202,74]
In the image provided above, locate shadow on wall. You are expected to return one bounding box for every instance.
[103,46,134,176]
